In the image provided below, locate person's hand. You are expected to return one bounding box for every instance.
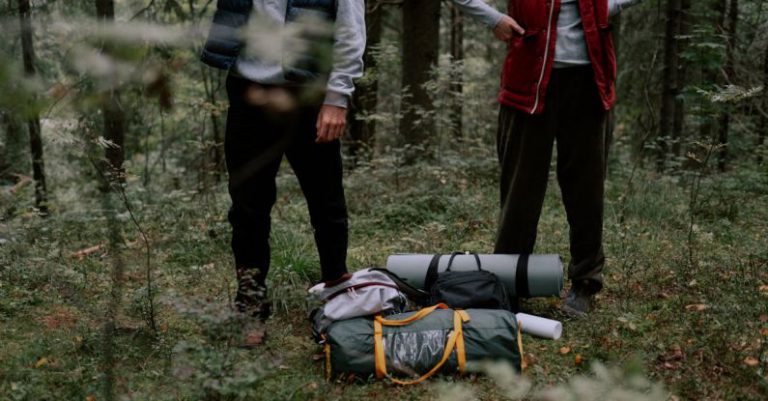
[493,15,525,42]
[316,104,347,143]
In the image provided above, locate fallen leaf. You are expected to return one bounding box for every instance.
[574,354,584,366]
[759,285,768,294]
[759,314,768,323]
[685,303,709,312]
[760,328,768,337]
[86,396,97,401]
[524,352,537,367]
[34,357,49,368]
[744,356,759,367]
[559,346,571,355]
[661,345,684,361]
[72,244,105,261]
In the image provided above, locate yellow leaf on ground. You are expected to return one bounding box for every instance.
[559,346,571,355]
[685,304,709,312]
[744,356,759,367]
[72,243,104,261]
[574,354,584,365]
[86,395,97,401]
[34,357,48,368]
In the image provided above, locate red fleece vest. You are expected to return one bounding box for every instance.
[499,0,617,114]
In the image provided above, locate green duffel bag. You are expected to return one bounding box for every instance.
[322,304,524,385]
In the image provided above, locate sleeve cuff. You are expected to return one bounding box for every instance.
[323,91,349,108]
[486,9,506,28]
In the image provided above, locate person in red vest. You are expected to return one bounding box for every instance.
[458,0,641,317]
[500,0,642,317]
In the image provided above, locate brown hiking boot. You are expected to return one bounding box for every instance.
[239,318,267,348]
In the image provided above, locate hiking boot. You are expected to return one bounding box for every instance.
[561,286,595,318]
[239,317,267,348]
[234,284,272,320]
[234,267,272,320]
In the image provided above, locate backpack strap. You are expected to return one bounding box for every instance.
[445,252,483,272]
[515,254,531,298]
[370,268,429,304]
[424,254,442,291]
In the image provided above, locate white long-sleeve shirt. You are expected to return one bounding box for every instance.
[235,0,366,108]
[555,0,641,67]
[453,0,641,68]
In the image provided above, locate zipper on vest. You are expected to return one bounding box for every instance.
[531,0,557,115]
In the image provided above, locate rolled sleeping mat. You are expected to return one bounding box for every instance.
[385,254,563,298]
[516,313,562,340]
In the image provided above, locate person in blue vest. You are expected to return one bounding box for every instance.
[201,0,366,347]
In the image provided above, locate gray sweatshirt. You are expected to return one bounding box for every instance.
[235,0,366,108]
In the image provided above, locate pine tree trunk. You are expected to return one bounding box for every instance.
[699,0,726,147]
[400,0,440,161]
[18,0,48,214]
[717,0,737,172]
[657,0,682,171]
[758,38,768,165]
[348,0,383,165]
[96,0,126,186]
[671,0,691,159]
[450,3,464,139]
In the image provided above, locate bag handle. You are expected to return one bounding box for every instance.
[446,252,483,272]
[375,303,448,326]
[374,309,471,385]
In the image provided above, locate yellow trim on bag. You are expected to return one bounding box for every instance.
[373,307,471,385]
[517,321,527,372]
[324,341,332,381]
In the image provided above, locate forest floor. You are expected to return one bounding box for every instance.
[1,143,767,400]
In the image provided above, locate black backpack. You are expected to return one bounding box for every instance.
[424,253,511,310]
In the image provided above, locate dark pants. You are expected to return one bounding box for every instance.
[494,66,608,294]
[225,75,349,287]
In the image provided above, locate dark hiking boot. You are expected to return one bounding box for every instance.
[235,284,272,320]
[561,286,595,319]
[234,267,272,320]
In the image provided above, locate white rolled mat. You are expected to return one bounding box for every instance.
[385,254,564,298]
[516,313,562,340]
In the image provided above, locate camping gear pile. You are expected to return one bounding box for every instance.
[308,252,565,384]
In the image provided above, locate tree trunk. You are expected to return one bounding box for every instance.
[450,2,464,139]
[200,65,224,185]
[717,0,737,172]
[96,0,126,186]
[18,0,48,214]
[671,0,691,159]
[1,112,26,183]
[699,0,726,147]
[758,38,768,165]
[657,0,682,172]
[348,0,383,165]
[400,0,440,161]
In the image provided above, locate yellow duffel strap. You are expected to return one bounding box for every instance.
[374,307,471,385]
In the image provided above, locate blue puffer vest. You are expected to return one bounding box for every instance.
[200,0,337,72]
